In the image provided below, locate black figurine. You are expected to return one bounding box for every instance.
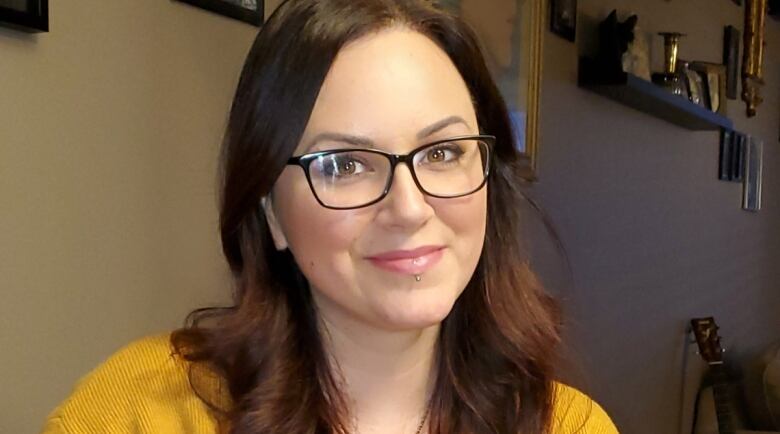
[595,10,638,77]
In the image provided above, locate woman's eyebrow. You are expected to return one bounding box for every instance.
[416,115,468,139]
[304,133,375,152]
[303,115,468,152]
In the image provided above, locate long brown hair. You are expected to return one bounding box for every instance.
[171,0,563,432]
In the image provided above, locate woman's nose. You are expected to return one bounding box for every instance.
[374,164,434,230]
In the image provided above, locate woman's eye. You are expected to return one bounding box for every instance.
[336,159,359,175]
[428,149,447,162]
[318,154,370,178]
[423,144,463,164]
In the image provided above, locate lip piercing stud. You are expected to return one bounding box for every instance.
[415,275,422,282]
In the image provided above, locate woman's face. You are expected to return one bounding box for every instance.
[265,28,487,332]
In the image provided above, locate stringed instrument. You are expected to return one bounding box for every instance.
[690,317,777,434]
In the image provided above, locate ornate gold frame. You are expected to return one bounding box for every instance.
[523,0,545,181]
[742,0,767,117]
[437,0,545,181]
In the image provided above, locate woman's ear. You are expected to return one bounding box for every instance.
[261,196,289,251]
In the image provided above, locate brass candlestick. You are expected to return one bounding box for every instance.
[652,32,687,96]
[659,32,686,74]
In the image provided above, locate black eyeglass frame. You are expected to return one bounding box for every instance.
[286,134,495,210]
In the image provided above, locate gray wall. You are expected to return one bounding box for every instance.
[535,1,780,433]
[0,1,255,433]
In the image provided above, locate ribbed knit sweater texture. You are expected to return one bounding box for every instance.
[40,333,619,433]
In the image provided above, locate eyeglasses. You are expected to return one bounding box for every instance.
[286,135,494,210]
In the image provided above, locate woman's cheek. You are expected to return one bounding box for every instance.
[434,191,487,270]
[431,190,487,235]
[285,205,369,275]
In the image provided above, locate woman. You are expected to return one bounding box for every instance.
[42,0,618,433]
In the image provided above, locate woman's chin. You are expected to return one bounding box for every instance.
[370,292,458,331]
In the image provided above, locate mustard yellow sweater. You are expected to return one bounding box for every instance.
[40,333,619,433]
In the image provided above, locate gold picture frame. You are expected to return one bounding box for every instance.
[742,0,767,117]
[437,0,545,181]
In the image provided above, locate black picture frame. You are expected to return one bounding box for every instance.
[0,0,48,33]
[719,129,746,182]
[175,0,264,27]
[550,0,577,42]
[719,129,732,181]
[723,26,740,100]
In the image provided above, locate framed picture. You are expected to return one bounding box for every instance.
[742,136,763,211]
[723,26,740,99]
[0,0,48,32]
[550,0,577,42]
[719,130,732,181]
[690,61,727,115]
[437,0,545,180]
[175,0,264,26]
[719,129,748,182]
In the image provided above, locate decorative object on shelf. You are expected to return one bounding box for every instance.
[439,0,544,180]
[659,32,685,72]
[719,129,746,182]
[594,10,638,77]
[706,71,722,112]
[175,0,264,26]
[723,26,741,100]
[742,0,767,117]
[690,61,727,114]
[653,70,687,97]
[742,135,763,211]
[652,32,688,97]
[550,0,577,42]
[679,61,703,106]
[578,10,734,133]
[0,0,48,32]
[622,24,651,81]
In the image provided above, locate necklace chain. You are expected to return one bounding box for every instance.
[413,402,431,434]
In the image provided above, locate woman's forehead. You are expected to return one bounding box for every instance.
[297,27,478,153]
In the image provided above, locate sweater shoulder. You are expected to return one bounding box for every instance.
[551,382,619,434]
[61,332,186,400]
[41,332,218,434]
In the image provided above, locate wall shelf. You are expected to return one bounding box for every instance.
[578,57,734,131]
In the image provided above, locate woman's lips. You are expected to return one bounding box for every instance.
[366,246,445,275]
